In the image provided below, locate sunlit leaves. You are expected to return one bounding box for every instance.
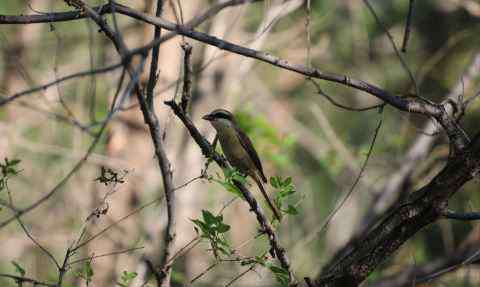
[270,176,300,216]
[76,261,94,284]
[191,210,232,257]
[118,270,138,287]
[11,261,26,277]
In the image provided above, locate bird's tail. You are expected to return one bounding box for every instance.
[252,174,282,221]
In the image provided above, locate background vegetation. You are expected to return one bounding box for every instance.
[1,0,480,286]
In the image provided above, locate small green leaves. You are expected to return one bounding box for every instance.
[11,261,26,277]
[270,176,300,217]
[210,167,246,197]
[0,157,22,192]
[284,204,299,215]
[118,270,138,287]
[191,210,232,257]
[252,255,290,287]
[266,263,290,286]
[76,261,94,283]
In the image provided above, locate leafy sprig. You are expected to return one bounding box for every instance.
[270,176,299,216]
[191,210,232,258]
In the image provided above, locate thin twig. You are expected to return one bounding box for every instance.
[401,0,415,52]
[362,0,422,101]
[0,273,56,287]
[442,210,480,221]
[68,246,144,266]
[180,42,193,113]
[146,0,164,108]
[306,108,384,242]
[308,78,384,112]
[73,195,163,251]
[224,264,256,287]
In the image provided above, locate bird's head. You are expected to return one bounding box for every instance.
[202,109,236,130]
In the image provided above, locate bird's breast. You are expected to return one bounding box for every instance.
[216,128,254,174]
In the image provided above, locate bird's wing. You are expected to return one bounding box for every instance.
[235,126,267,183]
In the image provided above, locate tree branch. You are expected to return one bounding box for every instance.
[442,209,480,221]
[164,100,296,285]
[314,136,480,286]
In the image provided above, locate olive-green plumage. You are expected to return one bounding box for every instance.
[203,109,281,221]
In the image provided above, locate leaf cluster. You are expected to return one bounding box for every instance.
[0,157,21,192]
[191,210,232,257]
[270,176,299,216]
[210,167,247,198]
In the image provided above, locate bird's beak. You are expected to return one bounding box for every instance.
[202,114,213,121]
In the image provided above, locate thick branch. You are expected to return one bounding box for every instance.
[314,137,480,286]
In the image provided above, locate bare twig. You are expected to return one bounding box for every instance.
[146,0,164,108]
[0,273,56,287]
[180,42,193,113]
[303,108,383,243]
[401,0,415,52]
[362,0,421,101]
[68,246,144,266]
[224,264,256,286]
[0,64,130,229]
[441,209,480,221]
[0,62,123,106]
[308,78,384,112]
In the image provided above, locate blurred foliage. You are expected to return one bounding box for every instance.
[235,110,296,169]
[1,0,480,286]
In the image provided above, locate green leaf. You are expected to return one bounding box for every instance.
[84,261,94,280]
[217,223,230,233]
[219,181,243,197]
[191,219,210,235]
[202,210,217,226]
[231,173,247,184]
[217,245,231,256]
[283,177,292,186]
[268,265,290,286]
[121,270,138,286]
[9,159,21,166]
[11,261,26,277]
[284,205,298,215]
[270,176,280,188]
[280,186,296,197]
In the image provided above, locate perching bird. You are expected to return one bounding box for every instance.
[202,109,282,221]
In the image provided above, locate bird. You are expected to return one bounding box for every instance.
[202,109,282,221]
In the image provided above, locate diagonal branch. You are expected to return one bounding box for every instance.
[2,2,470,150]
[164,100,296,285]
[314,134,480,286]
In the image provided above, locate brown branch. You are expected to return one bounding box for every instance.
[401,0,415,52]
[180,42,193,113]
[0,62,123,107]
[3,1,430,116]
[0,273,56,287]
[314,135,480,286]
[371,238,480,287]
[164,100,296,285]
[441,209,480,221]
[146,0,164,108]
[2,2,470,150]
[0,65,130,229]
[354,53,480,243]
[63,2,176,285]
